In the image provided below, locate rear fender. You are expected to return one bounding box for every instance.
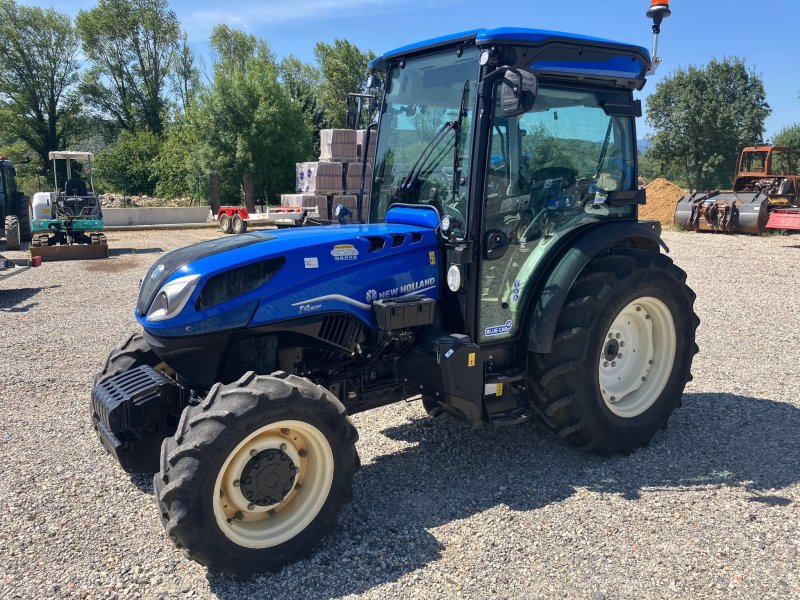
[526,221,666,354]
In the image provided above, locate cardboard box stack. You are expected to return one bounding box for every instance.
[281,128,375,222]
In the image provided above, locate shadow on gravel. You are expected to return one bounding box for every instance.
[202,392,799,598]
[0,285,60,312]
[109,247,164,257]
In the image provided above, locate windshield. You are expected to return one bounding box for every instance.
[369,47,479,224]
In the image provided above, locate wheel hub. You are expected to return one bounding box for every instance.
[240,449,298,507]
[603,338,620,362]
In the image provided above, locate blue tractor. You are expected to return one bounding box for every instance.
[92,3,695,576]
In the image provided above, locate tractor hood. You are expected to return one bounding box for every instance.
[136,222,441,337]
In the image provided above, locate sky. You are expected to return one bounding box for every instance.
[24,0,800,139]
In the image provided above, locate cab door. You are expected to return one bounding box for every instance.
[476,84,639,344]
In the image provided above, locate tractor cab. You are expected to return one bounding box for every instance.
[31,151,108,260]
[364,28,652,346]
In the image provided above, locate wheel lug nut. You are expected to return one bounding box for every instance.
[280,443,287,451]
[618,353,623,359]
[610,396,617,402]
[234,511,244,521]
[636,307,641,312]
[233,480,240,487]
[604,361,609,367]
[611,361,617,367]
[608,334,614,339]
[642,376,647,381]
[645,315,650,320]
[250,449,257,457]
[298,449,308,458]
[247,503,255,511]
[620,342,625,347]
[281,428,290,435]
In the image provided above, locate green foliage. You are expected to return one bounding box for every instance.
[0,0,81,171]
[646,57,771,190]
[94,129,161,194]
[152,123,203,200]
[774,124,800,158]
[314,39,375,128]
[190,25,309,203]
[638,150,661,182]
[76,0,181,134]
[279,55,324,159]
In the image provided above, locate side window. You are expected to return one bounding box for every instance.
[478,86,636,343]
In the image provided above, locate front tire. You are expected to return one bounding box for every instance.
[529,247,699,454]
[154,371,359,576]
[5,215,20,250]
[17,198,32,242]
[93,332,161,387]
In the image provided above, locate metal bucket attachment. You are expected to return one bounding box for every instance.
[30,243,109,262]
[674,191,768,235]
[766,208,800,231]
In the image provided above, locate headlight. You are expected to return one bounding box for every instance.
[145,274,201,322]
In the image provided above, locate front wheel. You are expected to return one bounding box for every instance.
[154,371,359,576]
[4,216,20,250]
[529,247,699,454]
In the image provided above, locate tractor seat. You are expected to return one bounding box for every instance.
[65,179,88,197]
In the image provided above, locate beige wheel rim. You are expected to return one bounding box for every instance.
[212,420,334,548]
[598,297,676,418]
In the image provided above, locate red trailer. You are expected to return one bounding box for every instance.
[215,206,320,234]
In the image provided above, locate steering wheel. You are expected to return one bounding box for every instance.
[529,166,578,189]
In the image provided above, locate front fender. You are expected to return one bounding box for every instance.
[526,220,666,354]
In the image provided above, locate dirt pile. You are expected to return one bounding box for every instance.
[642,178,687,228]
[99,194,194,208]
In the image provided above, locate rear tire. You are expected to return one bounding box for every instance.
[4,216,20,250]
[232,213,247,234]
[93,332,161,387]
[154,371,359,576]
[529,247,699,454]
[219,213,232,234]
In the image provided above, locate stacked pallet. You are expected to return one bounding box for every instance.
[281,129,374,222]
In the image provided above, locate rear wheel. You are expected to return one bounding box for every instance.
[219,213,232,234]
[4,216,20,250]
[529,247,699,454]
[232,213,247,234]
[154,371,359,576]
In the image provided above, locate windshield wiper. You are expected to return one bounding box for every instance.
[399,120,456,192]
[398,80,471,195]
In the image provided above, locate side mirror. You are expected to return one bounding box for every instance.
[500,69,537,117]
[483,229,509,260]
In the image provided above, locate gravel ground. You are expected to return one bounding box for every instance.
[1,229,798,600]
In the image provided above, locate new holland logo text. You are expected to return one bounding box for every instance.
[368,277,436,302]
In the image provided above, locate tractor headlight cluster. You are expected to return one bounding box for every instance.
[146,274,201,322]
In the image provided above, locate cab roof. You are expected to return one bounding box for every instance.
[370,27,652,88]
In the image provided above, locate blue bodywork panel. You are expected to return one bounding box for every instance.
[370,27,650,70]
[136,224,440,338]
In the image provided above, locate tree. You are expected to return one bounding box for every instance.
[94,129,161,195]
[153,123,203,199]
[279,55,324,158]
[170,34,199,116]
[646,57,771,190]
[0,0,81,171]
[774,124,800,157]
[76,0,181,134]
[314,39,375,128]
[190,25,308,203]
